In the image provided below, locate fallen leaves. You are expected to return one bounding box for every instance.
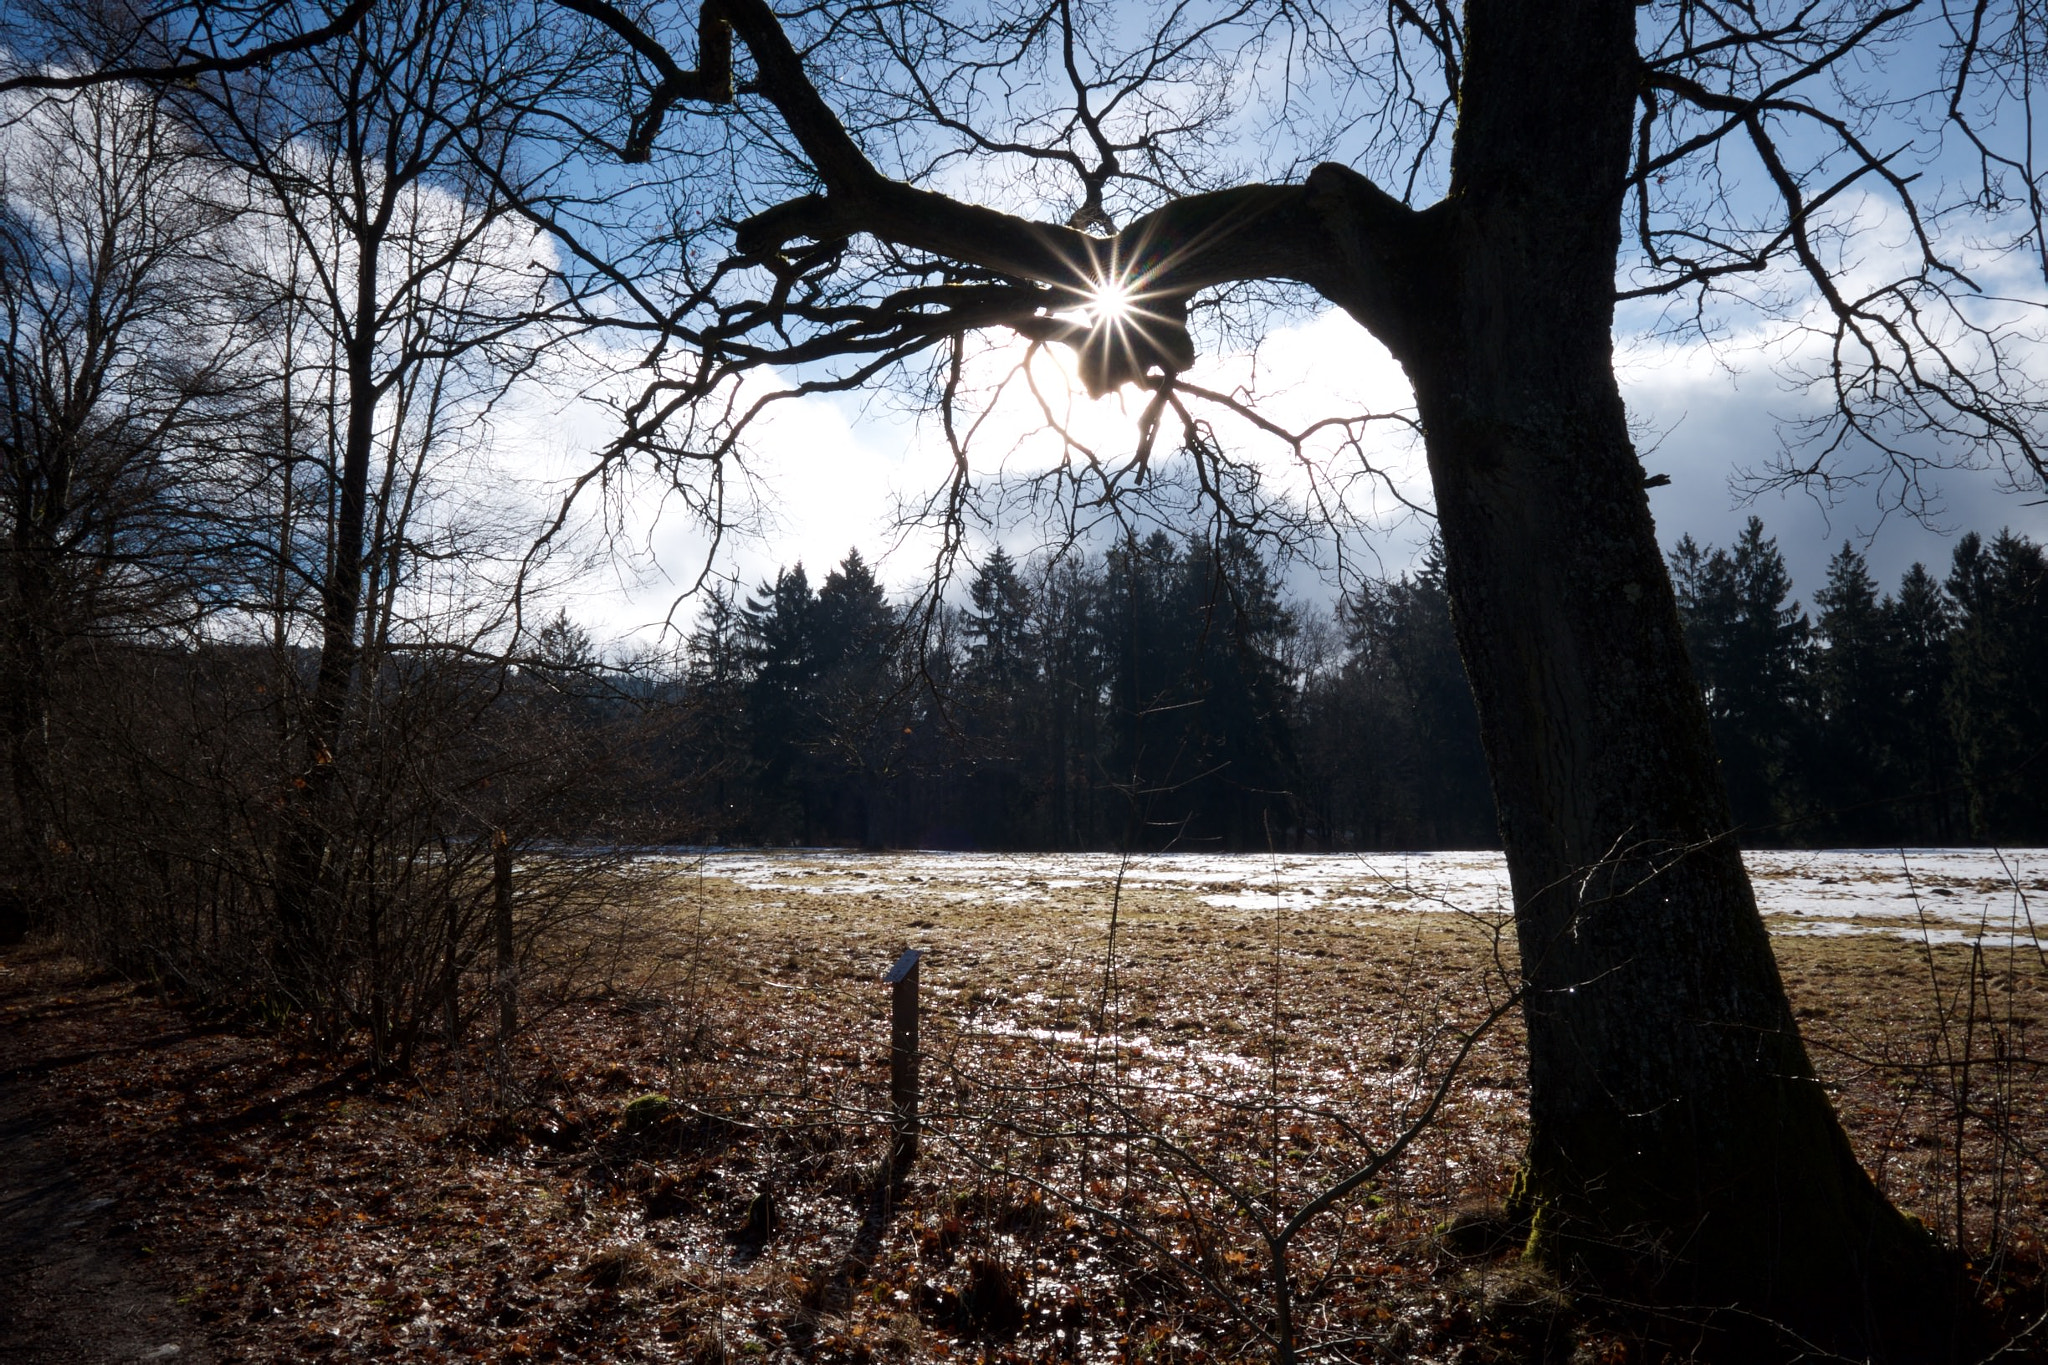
[2,859,2045,1363]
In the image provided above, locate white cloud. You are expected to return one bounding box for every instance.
[522,300,2047,642]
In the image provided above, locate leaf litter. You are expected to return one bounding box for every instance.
[0,847,2044,1362]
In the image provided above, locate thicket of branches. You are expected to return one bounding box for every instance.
[2,0,2045,1075]
[3,64,2042,1094]
[0,14,649,1069]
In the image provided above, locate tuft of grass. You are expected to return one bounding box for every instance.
[580,1241,653,1289]
[621,1092,672,1132]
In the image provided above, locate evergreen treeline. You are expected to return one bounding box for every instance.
[1672,518,2048,844]
[656,518,2048,851]
[668,538,1319,850]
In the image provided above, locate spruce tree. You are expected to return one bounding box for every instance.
[680,585,752,838]
[1946,531,2048,842]
[741,565,819,841]
[1887,564,1959,839]
[1177,533,1299,846]
[1811,544,1892,841]
[963,548,1033,691]
[1338,543,1494,848]
[813,551,902,846]
[960,548,1037,843]
[1693,519,1810,834]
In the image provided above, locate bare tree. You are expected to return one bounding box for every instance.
[0,76,248,909]
[13,0,2048,1352]
[161,0,595,1001]
[533,1,2045,1351]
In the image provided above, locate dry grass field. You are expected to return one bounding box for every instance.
[2,850,2044,1362]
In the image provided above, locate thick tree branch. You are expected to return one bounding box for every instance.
[725,0,1335,295]
[551,0,731,160]
[0,0,378,95]
[594,0,1432,380]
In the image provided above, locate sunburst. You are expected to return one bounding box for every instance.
[1089,278,1135,325]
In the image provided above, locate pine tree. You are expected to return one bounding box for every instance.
[1101,531,1189,844]
[1810,544,1893,841]
[813,550,902,846]
[529,610,599,697]
[815,551,895,676]
[741,564,819,841]
[1339,542,1493,847]
[1946,530,2048,842]
[1177,533,1299,846]
[1672,518,1810,834]
[1034,554,1108,849]
[1666,532,1737,718]
[679,586,752,838]
[1666,533,1712,618]
[963,548,1033,691]
[959,548,1037,843]
[1886,563,1959,838]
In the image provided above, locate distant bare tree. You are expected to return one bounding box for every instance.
[162,0,597,1004]
[0,2,653,1067]
[0,77,249,909]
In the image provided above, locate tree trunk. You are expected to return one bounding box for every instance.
[2,533,54,857]
[1386,0,1954,1352]
[2,463,65,927]
[272,237,380,1001]
[1418,327,1953,1353]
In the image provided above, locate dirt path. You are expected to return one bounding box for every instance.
[0,951,214,1365]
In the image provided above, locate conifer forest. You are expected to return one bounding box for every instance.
[667,521,2048,854]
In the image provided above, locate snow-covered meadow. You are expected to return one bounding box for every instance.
[641,847,2047,948]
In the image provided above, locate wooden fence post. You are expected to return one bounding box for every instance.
[442,896,462,1046]
[493,829,516,1046]
[883,948,921,1170]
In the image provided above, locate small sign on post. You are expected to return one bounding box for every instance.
[883,948,921,1170]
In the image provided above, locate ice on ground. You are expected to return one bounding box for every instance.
[1740,847,2047,946]
[640,847,2045,945]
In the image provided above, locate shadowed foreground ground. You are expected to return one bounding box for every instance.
[0,971,215,1364]
[0,854,2042,1362]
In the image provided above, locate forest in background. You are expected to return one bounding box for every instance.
[649,516,2048,853]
